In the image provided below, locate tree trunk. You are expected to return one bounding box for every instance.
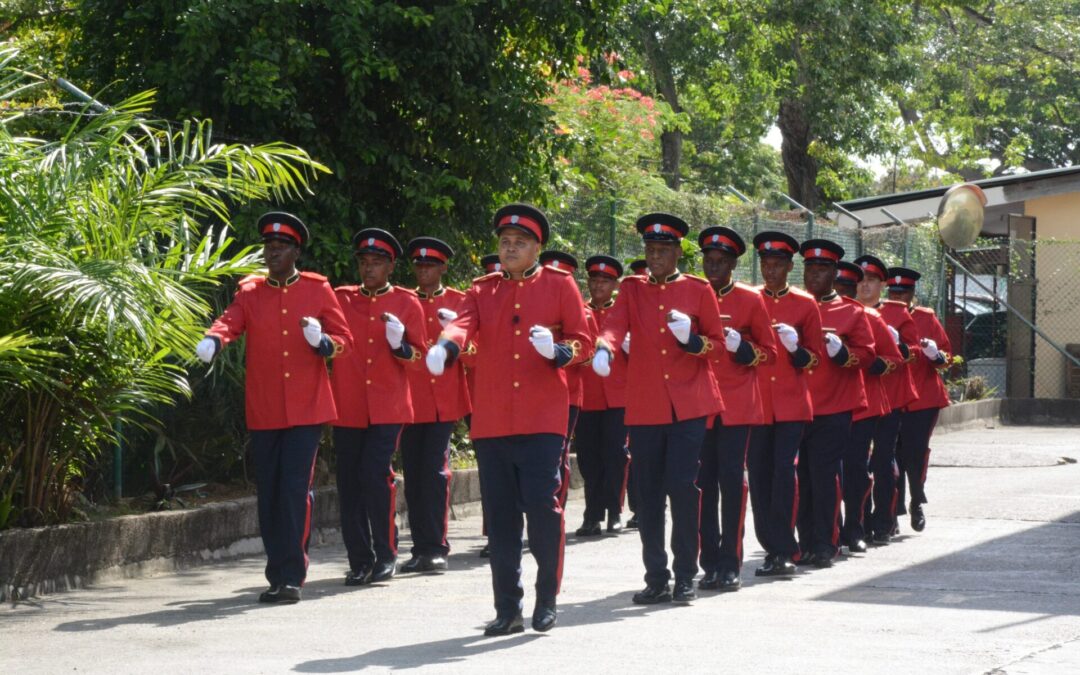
[778,97,821,210]
[638,20,682,190]
[660,130,682,190]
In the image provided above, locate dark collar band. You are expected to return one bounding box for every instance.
[266,271,301,288]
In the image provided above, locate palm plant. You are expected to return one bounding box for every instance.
[0,42,330,528]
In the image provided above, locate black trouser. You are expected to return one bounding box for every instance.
[557,406,580,510]
[896,408,940,512]
[400,421,455,557]
[628,416,707,586]
[841,416,877,546]
[796,412,851,559]
[333,425,402,571]
[249,425,322,587]
[699,419,751,574]
[475,433,565,618]
[866,409,902,536]
[575,408,629,523]
[747,422,804,557]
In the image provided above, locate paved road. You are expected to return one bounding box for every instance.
[4,425,1080,674]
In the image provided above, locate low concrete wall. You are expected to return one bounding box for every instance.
[936,399,1003,433]
[1001,398,1080,425]
[1,458,583,602]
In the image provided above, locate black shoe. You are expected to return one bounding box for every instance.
[399,556,424,574]
[672,579,696,604]
[607,515,623,533]
[277,585,301,603]
[698,570,721,591]
[794,552,816,567]
[484,614,524,636]
[871,531,891,546]
[423,555,448,572]
[625,514,639,529]
[345,567,373,586]
[812,552,834,568]
[892,518,900,536]
[756,554,796,577]
[575,520,602,537]
[479,544,490,558]
[718,571,741,592]
[847,539,868,554]
[632,583,672,605]
[532,601,557,632]
[258,585,282,603]
[910,504,926,532]
[372,559,396,582]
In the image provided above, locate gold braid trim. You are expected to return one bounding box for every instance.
[843,350,860,368]
[563,339,583,362]
[330,338,345,359]
[884,359,897,374]
[749,344,767,367]
[464,341,477,356]
[807,352,820,369]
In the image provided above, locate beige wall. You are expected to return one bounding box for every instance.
[1025,193,1080,397]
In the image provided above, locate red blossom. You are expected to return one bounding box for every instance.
[617,69,636,81]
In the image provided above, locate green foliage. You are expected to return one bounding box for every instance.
[0,43,328,528]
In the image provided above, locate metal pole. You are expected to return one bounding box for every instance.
[726,185,753,203]
[55,78,110,113]
[114,420,123,500]
[608,198,617,256]
[944,251,1080,368]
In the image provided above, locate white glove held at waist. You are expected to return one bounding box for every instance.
[775,323,799,353]
[384,313,405,349]
[666,310,691,344]
[529,325,556,360]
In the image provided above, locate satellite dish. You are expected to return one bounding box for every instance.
[937,183,986,249]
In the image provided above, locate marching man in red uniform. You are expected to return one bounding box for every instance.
[398,237,471,574]
[575,255,630,537]
[426,204,591,636]
[330,229,426,587]
[593,213,726,606]
[747,231,823,578]
[887,267,952,534]
[198,212,352,604]
[833,260,904,553]
[854,255,919,544]
[795,239,874,567]
[696,227,776,592]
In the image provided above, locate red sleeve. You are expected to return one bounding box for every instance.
[401,294,427,366]
[557,274,591,366]
[695,285,725,359]
[442,285,480,349]
[872,315,903,367]
[749,292,777,364]
[844,309,876,369]
[802,299,825,363]
[318,281,352,358]
[598,286,631,351]
[206,284,248,347]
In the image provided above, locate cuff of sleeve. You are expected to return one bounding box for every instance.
[830,344,852,367]
[392,342,414,360]
[933,352,949,367]
[315,335,335,357]
[868,357,888,376]
[207,335,222,352]
[732,339,756,365]
[679,334,712,355]
[438,338,460,366]
[898,342,910,360]
[790,347,816,369]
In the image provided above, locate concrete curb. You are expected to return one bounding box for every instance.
[936,398,1080,433]
[935,399,1003,433]
[1,457,583,602]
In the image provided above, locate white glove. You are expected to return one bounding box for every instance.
[666,310,691,344]
[887,325,900,344]
[195,337,217,363]
[921,338,940,360]
[384,313,405,349]
[775,323,799,353]
[529,325,556,360]
[724,327,742,353]
[592,348,611,377]
[426,343,447,376]
[436,308,457,328]
[621,333,630,354]
[302,317,322,348]
[824,332,843,358]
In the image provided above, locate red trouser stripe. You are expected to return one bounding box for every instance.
[830,475,843,551]
[300,452,318,584]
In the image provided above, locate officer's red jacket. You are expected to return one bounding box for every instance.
[566,307,594,409]
[598,272,726,425]
[854,305,904,422]
[875,300,920,411]
[581,299,627,411]
[331,284,426,428]
[713,281,777,427]
[907,305,952,411]
[756,285,824,423]
[207,271,352,431]
[806,294,875,416]
[441,265,591,440]
[407,286,472,423]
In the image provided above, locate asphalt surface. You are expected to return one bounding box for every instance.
[3,425,1080,674]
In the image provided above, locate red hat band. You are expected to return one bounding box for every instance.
[892,275,917,287]
[706,234,740,250]
[804,247,840,262]
[497,214,543,241]
[411,247,448,263]
[645,223,684,239]
[758,240,795,254]
[837,268,860,282]
[262,222,302,244]
[587,262,619,278]
[358,237,397,260]
[860,262,886,279]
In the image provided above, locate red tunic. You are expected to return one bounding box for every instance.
[441,265,591,439]
[875,300,920,411]
[566,307,593,409]
[907,306,952,411]
[206,271,352,431]
[581,300,628,411]
[854,306,904,422]
[597,273,726,426]
[756,286,824,423]
[331,284,426,428]
[714,281,777,427]
[805,294,875,417]
[407,287,472,423]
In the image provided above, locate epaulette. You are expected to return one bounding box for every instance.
[395,286,418,296]
[238,273,264,287]
[444,286,467,297]
[881,299,908,307]
[334,284,360,294]
[840,295,864,308]
[299,271,328,282]
[912,306,937,317]
[683,274,710,285]
[544,266,572,276]
[789,286,816,300]
[471,271,503,284]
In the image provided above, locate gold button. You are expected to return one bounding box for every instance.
[370,316,375,321]
[774,299,779,304]
[372,298,377,303]
[718,298,723,304]
[771,376,776,381]
[284,372,291,378]
[282,329,288,336]
[661,349,667,355]
[659,305,664,310]
[518,282,524,287]
[367,358,372,364]
[428,299,434,304]
[514,381,520,388]
[283,351,289,357]
[428,317,434,322]
[282,289,288,294]
[366,379,372,385]
[808,369,814,375]
[281,308,288,314]
[660,327,666,333]
[514,354,520,360]
[660,285,666,290]
[430,378,436,384]
[515,303,521,309]
[515,329,521,336]
[368,338,374,343]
